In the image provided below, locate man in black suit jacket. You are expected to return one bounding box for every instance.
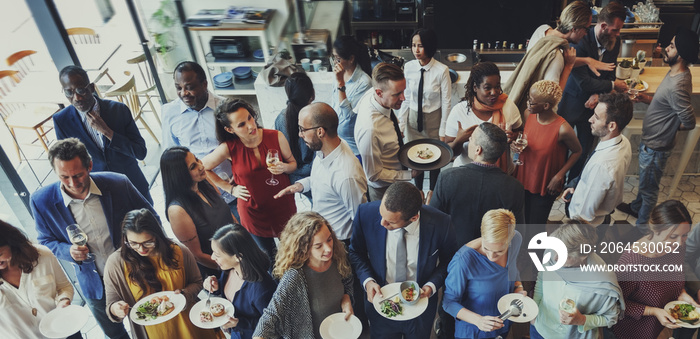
[558,1,628,183]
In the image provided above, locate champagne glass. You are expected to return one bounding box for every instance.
[66,224,94,263]
[512,132,528,165]
[558,297,577,331]
[265,149,280,186]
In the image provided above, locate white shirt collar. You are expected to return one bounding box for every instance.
[370,91,392,118]
[418,58,436,71]
[61,177,102,206]
[595,134,623,151]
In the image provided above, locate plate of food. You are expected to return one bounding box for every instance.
[319,313,363,339]
[497,293,539,323]
[372,282,428,321]
[189,297,235,329]
[624,79,649,92]
[407,143,441,164]
[665,301,700,328]
[39,305,90,338]
[129,291,186,326]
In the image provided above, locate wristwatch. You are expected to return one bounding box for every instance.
[338,85,346,92]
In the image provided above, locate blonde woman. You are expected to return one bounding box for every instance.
[531,220,624,339]
[442,209,523,339]
[253,212,354,339]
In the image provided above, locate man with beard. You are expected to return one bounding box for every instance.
[54,66,152,204]
[559,1,628,184]
[562,93,633,241]
[274,102,367,245]
[161,61,238,219]
[616,27,698,231]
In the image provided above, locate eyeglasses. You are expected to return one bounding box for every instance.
[298,125,321,133]
[62,83,93,98]
[125,239,157,249]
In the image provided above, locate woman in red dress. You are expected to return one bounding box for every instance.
[203,99,297,266]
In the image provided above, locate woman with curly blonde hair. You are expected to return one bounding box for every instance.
[515,80,581,225]
[253,212,353,339]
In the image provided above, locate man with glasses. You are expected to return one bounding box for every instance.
[30,138,158,339]
[53,65,152,203]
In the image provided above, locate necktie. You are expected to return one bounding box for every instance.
[395,228,407,283]
[417,68,425,132]
[389,110,404,147]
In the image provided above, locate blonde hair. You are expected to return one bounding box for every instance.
[551,219,597,258]
[480,209,516,244]
[372,62,404,90]
[530,80,563,107]
[273,211,352,279]
[556,1,591,34]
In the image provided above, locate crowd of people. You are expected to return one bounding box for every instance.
[1,1,700,338]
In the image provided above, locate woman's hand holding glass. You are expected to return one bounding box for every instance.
[559,306,585,326]
[203,275,219,293]
[110,300,130,320]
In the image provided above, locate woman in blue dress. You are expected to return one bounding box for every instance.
[443,208,524,339]
[203,224,277,339]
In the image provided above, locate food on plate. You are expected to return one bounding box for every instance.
[625,79,646,91]
[416,148,434,160]
[669,303,700,324]
[380,297,403,318]
[135,295,175,320]
[210,303,226,317]
[402,285,417,302]
[200,311,214,323]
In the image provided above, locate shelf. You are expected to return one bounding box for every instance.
[205,54,268,67]
[212,75,257,95]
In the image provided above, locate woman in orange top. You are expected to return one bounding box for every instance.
[515,80,581,225]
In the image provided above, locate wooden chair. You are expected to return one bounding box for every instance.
[66,27,100,44]
[88,67,116,98]
[0,70,58,161]
[6,50,38,79]
[125,51,161,126]
[105,74,159,145]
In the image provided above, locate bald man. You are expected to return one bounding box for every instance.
[275,102,368,243]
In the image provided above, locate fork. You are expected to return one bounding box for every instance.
[498,299,524,320]
[205,288,211,310]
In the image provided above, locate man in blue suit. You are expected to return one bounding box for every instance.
[54,65,153,203]
[558,1,628,183]
[350,182,458,338]
[31,138,157,339]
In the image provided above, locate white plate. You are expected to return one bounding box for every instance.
[664,301,700,328]
[129,291,187,326]
[625,79,649,92]
[372,282,428,321]
[319,313,363,339]
[39,305,90,338]
[497,293,539,323]
[189,297,235,329]
[407,143,441,164]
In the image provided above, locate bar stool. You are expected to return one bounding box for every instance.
[669,117,700,197]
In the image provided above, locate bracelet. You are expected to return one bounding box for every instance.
[514,284,523,289]
[58,297,71,303]
[229,185,235,195]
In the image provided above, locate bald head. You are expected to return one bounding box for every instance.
[300,102,339,138]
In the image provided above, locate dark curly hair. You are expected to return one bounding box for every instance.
[215,98,260,143]
[0,220,39,274]
[462,61,501,107]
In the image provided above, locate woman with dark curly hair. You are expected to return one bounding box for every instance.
[0,220,78,339]
[444,62,522,171]
[104,209,220,339]
[253,212,354,339]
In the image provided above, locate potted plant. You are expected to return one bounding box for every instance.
[149,0,181,71]
[616,59,632,79]
[636,50,647,71]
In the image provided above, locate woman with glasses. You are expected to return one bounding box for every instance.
[104,209,220,339]
[161,146,236,278]
[330,35,372,157]
[273,72,315,201]
[203,224,277,339]
[253,212,354,338]
[0,220,79,339]
[514,80,581,225]
[444,62,522,171]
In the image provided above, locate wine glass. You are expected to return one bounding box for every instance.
[558,297,577,331]
[66,224,94,263]
[512,133,528,165]
[265,149,280,186]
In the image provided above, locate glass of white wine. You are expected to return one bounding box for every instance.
[512,132,528,166]
[558,297,576,331]
[265,149,280,186]
[66,224,94,263]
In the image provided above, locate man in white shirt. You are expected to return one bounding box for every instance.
[274,102,368,243]
[31,138,157,339]
[354,62,417,201]
[562,93,633,241]
[161,61,238,218]
[349,182,457,338]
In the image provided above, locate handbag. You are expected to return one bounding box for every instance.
[261,52,305,87]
